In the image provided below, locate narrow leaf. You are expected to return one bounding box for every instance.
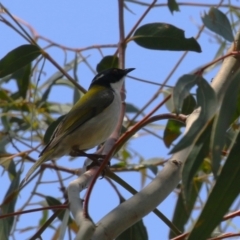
[126,103,140,113]
[173,75,198,114]
[16,64,31,99]
[163,120,184,148]
[0,166,20,239]
[168,0,180,14]
[169,182,202,239]
[202,8,234,42]
[182,122,212,203]
[0,44,41,77]
[211,70,240,176]
[45,196,69,222]
[170,76,217,154]
[96,56,119,73]
[116,219,148,240]
[41,56,85,103]
[188,130,240,240]
[133,23,201,52]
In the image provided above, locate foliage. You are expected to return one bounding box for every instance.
[1,1,240,240]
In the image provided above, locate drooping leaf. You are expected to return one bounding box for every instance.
[202,8,234,42]
[188,130,240,240]
[0,165,20,240]
[164,120,184,148]
[169,181,202,239]
[0,131,10,153]
[162,88,174,112]
[43,115,66,144]
[141,158,163,175]
[133,23,201,52]
[181,94,196,115]
[45,196,70,222]
[170,76,217,154]
[41,56,85,103]
[0,44,41,77]
[96,56,119,73]
[39,210,49,226]
[164,92,196,147]
[116,218,148,240]
[15,64,31,99]
[173,75,198,114]
[167,0,180,14]
[126,103,140,113]
[211,70,240,176]
[182,121,212,204]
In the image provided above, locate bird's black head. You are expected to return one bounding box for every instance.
[89,68,135,89]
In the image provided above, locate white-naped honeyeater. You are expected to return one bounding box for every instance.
[22,68,135,186]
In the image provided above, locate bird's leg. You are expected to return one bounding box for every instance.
[70,147,109,177]
[70,147,106,165]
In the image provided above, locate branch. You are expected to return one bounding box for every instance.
[92,28,240,240]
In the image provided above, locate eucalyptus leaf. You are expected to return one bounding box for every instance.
[0,44,41,77]
[117,218,148,240]
[133,23,201,52]
[211,70,240,176]
[0,166,20,239]
[169,181,202,239]
[167,0,180,14]
[202,8,234,42]
[97,56,119,73]
[188,130,240,240]
[170,76,217,154]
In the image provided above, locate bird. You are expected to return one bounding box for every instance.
[21,68,135,187]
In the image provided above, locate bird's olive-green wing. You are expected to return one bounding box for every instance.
[40,86,114,155]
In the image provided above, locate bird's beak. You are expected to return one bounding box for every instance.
[124,68,135,75]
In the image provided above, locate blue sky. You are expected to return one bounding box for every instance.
[0,1,237,239]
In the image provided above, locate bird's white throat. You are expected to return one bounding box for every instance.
[110,78,124,92]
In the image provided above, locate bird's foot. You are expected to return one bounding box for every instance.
[70,148,106,164]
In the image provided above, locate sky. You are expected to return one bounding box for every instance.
[0,1,237,240]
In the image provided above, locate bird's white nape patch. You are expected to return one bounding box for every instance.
[110,78,124,91]
[95,74,104,80]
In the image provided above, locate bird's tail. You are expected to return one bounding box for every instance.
[19,151,52,189]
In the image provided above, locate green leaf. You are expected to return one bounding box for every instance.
[43,115,66,144]
[16,64,31,99]
[133,23,201,52]
[168,0,180,14]
[116,219,148,240]
[164,92,196,147]
[170,75,217,154]
[162,88,174,112]
[202,8,234,42]
[169,182,202,239]
[182,122,212,204]
[188,130,240,240]
[126,103,139,113]
[0,166,20,240]
[211,70,240,176]
[39,210,49,226]
[41,56,85,103]
[45,196,69,222]
[96,56,119,73]
[173,75,198,114]
[0,44,41,78]
[181,94,196,115]
[163,120,184,148]
[0,132,10,153]
[141,157,163,175]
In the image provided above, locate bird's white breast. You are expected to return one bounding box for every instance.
[64,89,122,150]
